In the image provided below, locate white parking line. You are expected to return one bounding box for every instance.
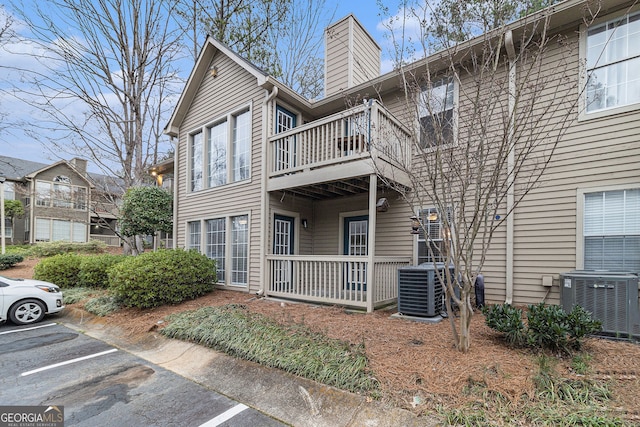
[199,404,248,427]
[21,348,118,376]
[0,323,57,335]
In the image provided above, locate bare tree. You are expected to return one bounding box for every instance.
[175,0,331,100]
[0,6,14,132]
[372,2,588,352]
[175,0,289,69]
[10,0,183,186]
[8,0,184,253]
[267,0,335,99]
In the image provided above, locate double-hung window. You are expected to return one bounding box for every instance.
[189,107,251,192]
[585,11,640,113]
[4,182,15,200]
[187,221,201,250]
[584,189,640,272]
[417,208,452,264]
[418,78,455,148]
[35,218,87,242]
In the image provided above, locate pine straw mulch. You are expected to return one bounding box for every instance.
[5,258,640,421]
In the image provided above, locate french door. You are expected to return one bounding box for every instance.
[344,215,368,291]
[273,214,295,291]
[274,106,297,171]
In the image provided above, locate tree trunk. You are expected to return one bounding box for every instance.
[453,287,473,353]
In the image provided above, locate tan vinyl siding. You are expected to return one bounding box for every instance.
[325,18,351,97]
[325,15,380,97]
[268,192,313,255]
[508,24,640,306]
[351,20,380,85]
[175,52,264,293]
[375,196,413,257]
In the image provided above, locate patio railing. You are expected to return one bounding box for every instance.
[266,255,411,310]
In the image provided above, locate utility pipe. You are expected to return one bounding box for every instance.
[505,30,516,305]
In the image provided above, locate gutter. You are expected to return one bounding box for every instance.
[505,30,516,305]
[260,86,279,297]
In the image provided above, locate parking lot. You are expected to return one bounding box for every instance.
[0,321,286,427]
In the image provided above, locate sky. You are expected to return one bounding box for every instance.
[0,0,414,172]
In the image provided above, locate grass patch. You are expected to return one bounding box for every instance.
[437,404,488,426]
[84,295,123,316]
[62,287,105,305]
[160,304,378,394]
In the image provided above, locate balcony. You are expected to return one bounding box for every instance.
[267,100,412,196]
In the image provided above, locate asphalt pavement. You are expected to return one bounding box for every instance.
[54,306,441,427]
[0,321,284,426]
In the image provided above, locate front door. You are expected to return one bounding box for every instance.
[273,214,295,291]
[275,106,297,171]
[344,215,368,291]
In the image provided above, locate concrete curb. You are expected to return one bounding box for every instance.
[57,308,440,427]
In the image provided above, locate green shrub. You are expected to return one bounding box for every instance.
[109,249,216,308]
[78,254,128,288]
[482,304,526,347]
[30,240,107,257]
[483,303,602,354]
[527,303,601,353]
[0,254,24,270]
[33,253,82,288]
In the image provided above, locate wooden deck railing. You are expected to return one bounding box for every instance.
[266,255,411,310]
[268,100,412,177]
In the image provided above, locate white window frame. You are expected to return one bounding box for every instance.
[4,181,15,201]
[188,103,252,193]
[579,7,640,120]
[184,213,250,287]
[205,217,226,283]
[576,184,640,271]
[415,207,453,264]
[34,218,88,242]
[417,77,458,148]
[34,179,88,211]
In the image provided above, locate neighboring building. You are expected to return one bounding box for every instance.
[0,155,122,246]
[165,0,639,311]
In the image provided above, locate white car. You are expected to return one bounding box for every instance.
[0,276,64,325]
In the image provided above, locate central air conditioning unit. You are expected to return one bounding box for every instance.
[560,270,640,338]
[397,263,454,317]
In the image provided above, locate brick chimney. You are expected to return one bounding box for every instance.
[324,15,381,97]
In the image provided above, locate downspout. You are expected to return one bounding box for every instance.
[505,30,516,305]
[171,136,178,249]
[260,86,279,296]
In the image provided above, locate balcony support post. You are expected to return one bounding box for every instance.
[366,174,377,312]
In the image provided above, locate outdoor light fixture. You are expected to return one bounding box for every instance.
[210,65,218,77]
[410,215,420,235]
[302,219,308,229]
[376,197,389,212]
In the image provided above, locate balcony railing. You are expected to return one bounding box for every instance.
[90,234,122,247]
[266,255,411,310]
[268,100,412,178]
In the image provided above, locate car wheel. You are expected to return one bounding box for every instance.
[9,299,46,325]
